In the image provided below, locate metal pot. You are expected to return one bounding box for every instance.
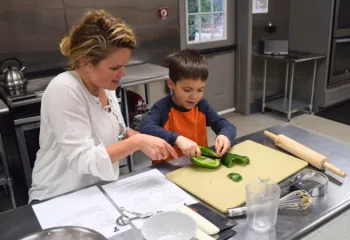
[18,226,107,240]
[0,57,27,89]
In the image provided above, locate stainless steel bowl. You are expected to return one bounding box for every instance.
[19,226,107,240]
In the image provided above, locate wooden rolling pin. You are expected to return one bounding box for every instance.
[264,131,346,178]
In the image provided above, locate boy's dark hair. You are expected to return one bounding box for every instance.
[164,49,208,83]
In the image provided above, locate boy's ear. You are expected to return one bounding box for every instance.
[167,78,175,89]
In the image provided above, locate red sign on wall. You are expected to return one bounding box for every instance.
[158,8,168,20]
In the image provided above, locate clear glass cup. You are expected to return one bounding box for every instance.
[245,178,281,233]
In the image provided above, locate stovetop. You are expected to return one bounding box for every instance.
[0,68,64,108]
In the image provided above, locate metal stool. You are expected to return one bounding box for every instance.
[0,133,16,208]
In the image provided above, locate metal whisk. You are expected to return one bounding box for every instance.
[227,190,312,217]
[278,190,312,211]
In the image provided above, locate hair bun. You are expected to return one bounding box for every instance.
[60,36,72,57]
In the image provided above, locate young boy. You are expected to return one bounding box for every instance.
[138,49,236,164]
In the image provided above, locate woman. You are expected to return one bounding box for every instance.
[29,10,177,202]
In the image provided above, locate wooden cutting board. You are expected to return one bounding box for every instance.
[166,140,308,213]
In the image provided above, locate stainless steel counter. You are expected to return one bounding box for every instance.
[121,63,168,88]
[1,124,350,240]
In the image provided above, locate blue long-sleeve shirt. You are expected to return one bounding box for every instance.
[138,96,236,159]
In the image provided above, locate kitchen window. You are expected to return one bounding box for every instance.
[186,0,227,43]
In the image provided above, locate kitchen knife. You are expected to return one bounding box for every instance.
[186,203,238,232]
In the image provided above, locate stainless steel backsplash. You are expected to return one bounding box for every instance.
[0,0,180,74]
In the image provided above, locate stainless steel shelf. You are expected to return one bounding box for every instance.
[265,97,310,114]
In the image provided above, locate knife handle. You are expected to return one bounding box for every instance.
[227,207,247,217]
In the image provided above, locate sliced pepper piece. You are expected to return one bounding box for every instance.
[190,156,220,169]
[222,152,250,168]
[227,173,242,182]
[199,146,218,157]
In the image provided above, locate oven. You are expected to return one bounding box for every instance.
[0,103,42,206]
[328,38,350,86]
[333,0,350,38]
[14,115,41,190]
[0,75,51,205]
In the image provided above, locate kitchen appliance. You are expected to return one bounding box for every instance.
[328,38,350,86]
[264,131,346,178]
[334,0,350,38]
[328,0,350,86]
[258,40,289,55]
[18,226,107,240]
[166,140,308,213]
[0,57,27,90]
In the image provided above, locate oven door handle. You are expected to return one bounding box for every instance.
[335,38,350,43]
[14,116,40,126]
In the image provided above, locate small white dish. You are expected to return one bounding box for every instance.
[141,211,197,240]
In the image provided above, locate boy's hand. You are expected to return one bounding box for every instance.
[215,135,230,156]
[175,136,201,157]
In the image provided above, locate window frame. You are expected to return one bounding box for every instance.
[185,0,228,44]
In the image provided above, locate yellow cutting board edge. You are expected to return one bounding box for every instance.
[166,140,308,213]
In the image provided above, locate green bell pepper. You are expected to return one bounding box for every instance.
[227,173,242,182]
[190,156,221,169]
[190,146,220,169]
[222,152,250,168]
[199,146,218,157]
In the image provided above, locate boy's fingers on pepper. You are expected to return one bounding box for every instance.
[215,138,223,155]
[220,141,230,156]
[215,139,220,155]
[220,142,228,156]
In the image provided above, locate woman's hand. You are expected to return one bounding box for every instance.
[175,136,201,157]
[136,134,178,160]
[215,135,230,156]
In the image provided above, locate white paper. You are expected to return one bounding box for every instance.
[253,0,269,14]
[102,169,197,229]
[32,186,130,238]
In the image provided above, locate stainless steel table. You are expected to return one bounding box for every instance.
[120,63,169,172]
[1,124,350,240]
[253,53,325,121]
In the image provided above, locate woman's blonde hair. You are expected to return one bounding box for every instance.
[60,9,136,69]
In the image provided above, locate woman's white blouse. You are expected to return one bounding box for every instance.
[29,71,126,202]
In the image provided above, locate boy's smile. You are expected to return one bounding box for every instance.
[167,78,206,110]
